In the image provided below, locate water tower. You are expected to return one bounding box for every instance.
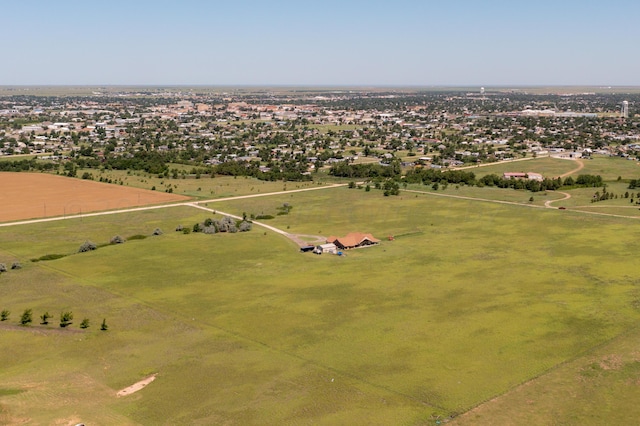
[622,100,629,118]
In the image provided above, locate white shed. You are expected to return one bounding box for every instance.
[315,243,337,254]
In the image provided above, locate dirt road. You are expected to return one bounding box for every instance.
[558,158,584,178]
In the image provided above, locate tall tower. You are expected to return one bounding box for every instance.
[622,100,629,118]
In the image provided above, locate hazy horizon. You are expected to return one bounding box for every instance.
[3,0,639,86]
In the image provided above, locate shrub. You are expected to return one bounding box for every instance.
[255,214,274,220]
[80,318,90,329]
[11,262,21,270]
[31,254,66,262]
[1,310,10,321]
[182,228,191,234]
[40,311,51,325]
[110,235,126,244]
[128,234,147,240]
[0,263,6,273]
[239,221,252,232]
[20,309,33,326]
[78,241,97,253]
[203,226,217,234]
[100,318,108,331]
[60,311,73,327]
[152,228,163,236]
[175,224,183,232]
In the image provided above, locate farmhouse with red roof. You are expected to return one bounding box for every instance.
[326,233,380,250]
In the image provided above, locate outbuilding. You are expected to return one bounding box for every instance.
[314,243,337,254]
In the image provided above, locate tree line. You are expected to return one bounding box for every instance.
[1,308,108,330]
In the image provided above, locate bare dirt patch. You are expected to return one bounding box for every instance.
[116,374,157,397]
[0,172,189,222]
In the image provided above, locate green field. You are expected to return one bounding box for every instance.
[2,177,640,424]
[463,156,578,179]
[1,156,640,424]
[76,169,323,199]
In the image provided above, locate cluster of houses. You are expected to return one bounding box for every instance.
[1,89,639,169]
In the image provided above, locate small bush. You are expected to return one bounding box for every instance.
[152,228,163,236]
[1,310,10,321]
[239,221,252,232]
[203,226,217,234]
[255,214,274,220]
[20,309,33,326]
[60,311,73,328]
[31,254,67,262]
[110,235,126,244]
[175,224,183,232]
[11,262,21,270]
[0,263,6,273]
[182,228,191,234]
[78,241,97,253]
[80,318,90,329]
[128,234,147,240]
[100,318,108,331]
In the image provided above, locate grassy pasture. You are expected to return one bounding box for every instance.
[463,156,579,179]
[2,186,640,423]
[579,155,640,181]
[454,325,640,425]
[78,169,321,199]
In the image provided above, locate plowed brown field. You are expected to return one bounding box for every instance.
[0,172,189,222]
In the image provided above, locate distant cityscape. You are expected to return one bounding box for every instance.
[0,88,638,176]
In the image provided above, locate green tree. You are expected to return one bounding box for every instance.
[20,309,33,325]
[100,318,108,331]
[1,309,10,321]
[60,311,74,328]
[40,311,51,325]
[80,318,90,329]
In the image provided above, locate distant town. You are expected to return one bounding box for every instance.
[0,87,638,180]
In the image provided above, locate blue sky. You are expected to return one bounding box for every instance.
[2,0,639,86]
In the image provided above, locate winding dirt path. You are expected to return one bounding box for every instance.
[558,158,584,178]
[544,191,571,208]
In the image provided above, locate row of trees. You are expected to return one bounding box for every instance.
[329,160,401,179]
[403,169,605,193]
[0,309,107,330]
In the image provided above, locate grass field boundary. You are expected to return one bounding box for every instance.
[455,323,640,422]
